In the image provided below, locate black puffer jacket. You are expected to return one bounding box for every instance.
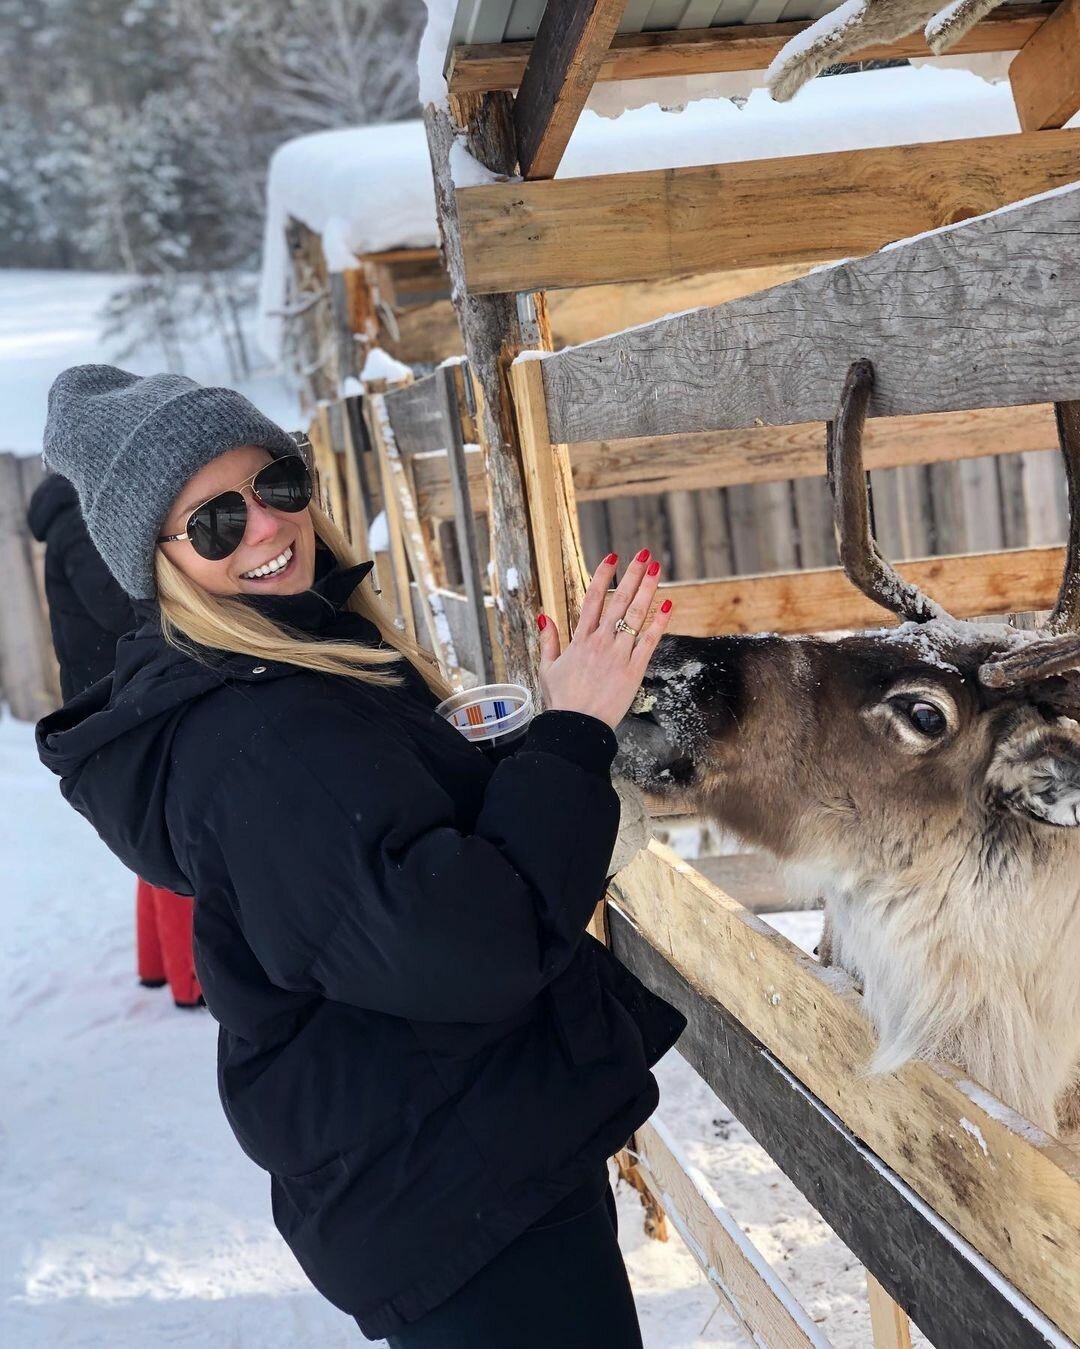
[36,554,684,1338]
[27,474,135,701]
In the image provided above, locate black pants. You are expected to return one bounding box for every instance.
[383,1186,643,1349]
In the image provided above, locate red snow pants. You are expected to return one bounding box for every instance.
[136,878,202,1007]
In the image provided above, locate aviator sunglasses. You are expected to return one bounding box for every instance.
[157,455,313,561]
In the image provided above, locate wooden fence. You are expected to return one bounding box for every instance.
[0,452,61,721]
[505,182,1080,1347]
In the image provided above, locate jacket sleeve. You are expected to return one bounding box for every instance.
[205,704,620,1023]
[62,533,136,638]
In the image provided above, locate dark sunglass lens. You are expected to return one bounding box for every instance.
[188,491,248,560]
[254,456,312,513]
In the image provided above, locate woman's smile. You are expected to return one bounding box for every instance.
[238,539,298,586]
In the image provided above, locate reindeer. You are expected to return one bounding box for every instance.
[616,363,1080,1139]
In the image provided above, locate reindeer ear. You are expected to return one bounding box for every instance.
[990,723,1080,828]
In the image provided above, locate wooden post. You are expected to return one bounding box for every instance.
[423,90,548,701]
[866,1272,914,1349]
[436,365,495,684]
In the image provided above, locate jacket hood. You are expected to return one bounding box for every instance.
[27,473,79,542]
[35,556,376,893]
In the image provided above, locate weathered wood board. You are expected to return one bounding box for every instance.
[458,133,1080,295]
[447,8,1049,93]
[606,845,1080,1343]
[513,0,628,180]
[654,544,1066,636]
[608,902,1075,1349]
[535,182,1080,444]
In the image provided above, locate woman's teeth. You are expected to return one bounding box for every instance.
[241,545,293,580]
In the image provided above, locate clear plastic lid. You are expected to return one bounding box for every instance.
[435,683,534,744]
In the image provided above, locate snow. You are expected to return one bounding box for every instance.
[368,509,390,553]
[1,271,301,458]
[960,1118,991,1158]
[449,137,503,188]
[765,0,868,84]
[359,347,413,385]
[256,123,439,360]
[418,0,456,109]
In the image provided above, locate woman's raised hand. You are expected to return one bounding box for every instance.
[537,549,674,730]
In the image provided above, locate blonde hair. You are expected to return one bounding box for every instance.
[154,503,451,699]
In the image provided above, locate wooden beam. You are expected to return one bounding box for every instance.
[513,0,628,180]
[1010,0,1080,130]
[413,405,1062,517]
[867,1273,914,1349]
[424,91,550,699]
[655,545,1066,637]
[632,1118,829,1349]
[536,181,1080,443]
[447,9,1050,94]
[606,889,1079,1348]
[458,131,1080,295]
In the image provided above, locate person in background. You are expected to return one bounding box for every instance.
[28,471,203,1009]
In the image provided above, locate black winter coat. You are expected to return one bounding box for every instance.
[36,554,685,1338]
[27,474,136,701]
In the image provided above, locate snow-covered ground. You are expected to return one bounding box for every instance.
[1,270,300,458]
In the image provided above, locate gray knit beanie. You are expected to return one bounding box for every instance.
[42,364,300,599]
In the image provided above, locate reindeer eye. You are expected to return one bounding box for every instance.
[905,701,946,737]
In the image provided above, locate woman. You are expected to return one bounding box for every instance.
[36,365,685,1347]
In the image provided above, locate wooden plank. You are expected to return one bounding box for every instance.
[381,371,448,457]
[425,91,548,698]
[457,132,1080,296]
[509,358,587,638]
[513,0,629,180]
[867,1272,914,1349]
[436,364,495,684]
[606,897,1075,1349]
[537,181,1080,443]
[0,454,60,721]
[447,9,1050,94]
[632,1118,830,1349]
[655,544,1067,636]
[690,852,791,914]
[414,405,1061,517]
[409,584,501,684]
[547,261,825,349]
[364,395,418,643]
[1010,0,1080,131]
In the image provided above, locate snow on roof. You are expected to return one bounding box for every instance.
[256,122,440,360]
[258,60,1032,361]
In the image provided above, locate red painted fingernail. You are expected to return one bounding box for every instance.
[647,560,660,576]
[660,600,673,613]
[603,552,618,565]
[537,614,547,630]
[635,548,650,563]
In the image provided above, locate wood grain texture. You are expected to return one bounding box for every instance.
[537,181,1080,443]
[425,93,547,699]
[513,0,628,180]
[436,364,495,684]
[656,545,1067,636]
[0,454,60,721]
[607,846,1080,1343]
[867,1272,914,1349]
[632,1118,829,1349]
[1009,0,1080,131]
[606,898,1075,1349]
[414,405,1062,517]
[447,9,1049,93]
[458,132,1080,296]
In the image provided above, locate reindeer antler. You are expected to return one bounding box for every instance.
[1047,401,1080,635]
[827,360,945,625]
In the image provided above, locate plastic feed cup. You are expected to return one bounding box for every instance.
[435,683,533,748]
